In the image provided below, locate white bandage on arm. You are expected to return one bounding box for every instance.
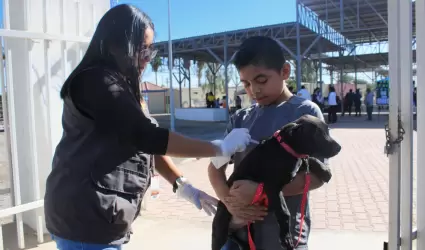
[210,156,231,169]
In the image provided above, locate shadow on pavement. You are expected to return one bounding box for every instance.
[2,222,54,250]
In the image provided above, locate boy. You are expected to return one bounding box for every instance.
[208,36,326,250]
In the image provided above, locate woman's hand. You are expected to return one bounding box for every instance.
[223,180,268,223]
[177,183,218,216]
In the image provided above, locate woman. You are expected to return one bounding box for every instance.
[44,5,250,250]
[354,88,362,116]
[327,85,338,123]
[312,87,323,110]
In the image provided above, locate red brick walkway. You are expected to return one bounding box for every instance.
[142,117,417,233]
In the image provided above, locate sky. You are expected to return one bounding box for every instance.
[116,0,316,87]
[118,0,380,88]
[119,0,296,41]
[0,0,378,91]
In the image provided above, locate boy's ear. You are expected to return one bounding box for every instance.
[281,63,291,80]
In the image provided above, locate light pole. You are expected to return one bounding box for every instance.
[167,0,175,131]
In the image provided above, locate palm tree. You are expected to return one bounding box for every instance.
[205,63,222,95]
[150,56,162,85]
[300,59,317,83]
[196,60,205,88]
[290,59,316,91]
[229,65,241,100]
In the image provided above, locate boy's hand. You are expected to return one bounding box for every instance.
[223,180,268,223]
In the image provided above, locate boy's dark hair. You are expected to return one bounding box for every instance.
[233,36,286,72]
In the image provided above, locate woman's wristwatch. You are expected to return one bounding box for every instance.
[172,176,187,193]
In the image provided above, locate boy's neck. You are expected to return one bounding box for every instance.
[271,87,293,105]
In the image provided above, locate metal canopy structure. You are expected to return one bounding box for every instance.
[154,22,342,63]
[319,50,417,71]
[299,0,415,44]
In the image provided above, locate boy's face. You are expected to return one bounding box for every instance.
[239,63,290,105]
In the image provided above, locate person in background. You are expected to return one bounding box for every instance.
[222,96,227,109]
[414,87,417,120]
[316,88,324,110]
[354,88,362,116]
[297,85,311,100]
[312,87,323,110]
[365,88,374,121]
[235,95,242,110]
[327,85,338,124]
[44,5,252,250]
[209,36,326,250]
[414,87,417,108]
[206,93,211,108]
[344,89,354,116]
[207,92,216,108]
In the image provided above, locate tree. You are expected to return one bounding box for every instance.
[150,56,162,85]
[202,63,222,95]
[340,74,354,83]
[196,60,205,88]
[286,78,297,90]
[291,59,317,83]
[228,65,241,98]
[354,78,369,85]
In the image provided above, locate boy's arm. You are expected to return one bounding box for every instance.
[208,162,230,201]
[208,116,234,200]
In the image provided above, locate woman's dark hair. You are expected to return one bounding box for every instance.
[60,4,154,102]
[329,86,335,92]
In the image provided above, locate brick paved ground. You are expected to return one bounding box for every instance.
[0,114,420,250]
[143,115,418,234]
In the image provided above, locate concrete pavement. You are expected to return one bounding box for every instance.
[1,115,420,250]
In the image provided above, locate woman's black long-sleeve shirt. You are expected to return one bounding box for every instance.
[44,66,169,245]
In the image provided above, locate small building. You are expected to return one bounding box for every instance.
[141,82,180,114]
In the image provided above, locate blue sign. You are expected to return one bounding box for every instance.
[376,78,389,105]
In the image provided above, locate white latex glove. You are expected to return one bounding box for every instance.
[177,183,218,216]
[210,128,251,169]
[212,128,251,157]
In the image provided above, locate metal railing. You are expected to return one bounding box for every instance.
[0,0,100,249]
[0,200,44,250]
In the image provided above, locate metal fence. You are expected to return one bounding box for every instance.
[0,0,105,249]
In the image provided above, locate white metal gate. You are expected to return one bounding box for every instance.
[0,0,109,249]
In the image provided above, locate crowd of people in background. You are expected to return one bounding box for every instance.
[204,82,395,123]
[291,84,376,124]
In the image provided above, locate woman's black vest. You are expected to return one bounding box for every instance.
[44,69,156,245]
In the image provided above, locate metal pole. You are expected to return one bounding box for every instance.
[354,66,357,90]
[319,43,323,95]
[167,0,175,131]
[224,36,229,121]
[188,66,192,108]
[340,66,344,115]
[296,0,302,90]
[399,1,414,250]
[388,0,402,248]
[416,0,425,248]
[340,0,344,32]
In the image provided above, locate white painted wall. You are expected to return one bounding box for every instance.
[175,108,227,122]
[5,0,110,232]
